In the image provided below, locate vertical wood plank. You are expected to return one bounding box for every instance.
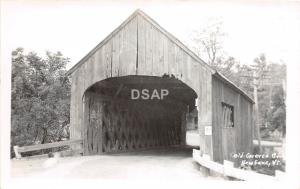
[152,28,159,76]
[104,41,112,78]
[127,17,138,75]
[168,39,175,76]
[83,93,89,155]
[162,36,169,74]
[112,33,120,77]
[145,22,153,75]
[137,15,146,75]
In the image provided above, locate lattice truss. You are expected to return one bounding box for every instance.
[85,97,184,154]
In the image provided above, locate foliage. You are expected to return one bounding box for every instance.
[189,22,286,139]
[269,86,286,136]
[189,19,241,82]
[250,55,286,137]
[11,48,70,154]
[190,19,226,65]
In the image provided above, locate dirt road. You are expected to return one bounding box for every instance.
[11,147,222,180]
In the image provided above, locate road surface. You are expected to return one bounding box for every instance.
[11,146,222,180]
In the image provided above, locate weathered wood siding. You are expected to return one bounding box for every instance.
[212,76,253,164]
[69,12,214,156]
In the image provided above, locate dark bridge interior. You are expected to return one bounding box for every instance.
[83,75,197,155]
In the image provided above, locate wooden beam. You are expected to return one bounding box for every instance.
[13,146,22,159]
[17,139,83,153]
[113,84,124,98]
[253,140,282,147]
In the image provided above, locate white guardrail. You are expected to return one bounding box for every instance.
[253,140,282,147]
[193,149,284,181]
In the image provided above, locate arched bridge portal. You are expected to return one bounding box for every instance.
[83,75,197,155]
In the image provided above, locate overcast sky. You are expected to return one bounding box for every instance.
[2,0,300,69]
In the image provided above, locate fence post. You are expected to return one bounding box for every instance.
[223,160,234,179]
[13,145,22,159]
[275,170,285,180]
[200,154,210,176]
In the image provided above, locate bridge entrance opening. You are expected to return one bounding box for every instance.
[83,75,198,155]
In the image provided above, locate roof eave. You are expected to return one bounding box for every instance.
[213,71,255,104]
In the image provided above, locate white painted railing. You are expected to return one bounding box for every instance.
[193,149,284,181]
[253,140,282,147]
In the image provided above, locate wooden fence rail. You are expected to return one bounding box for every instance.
[193,149,284,181]
[14,139,83,159]
[253,140,282,147]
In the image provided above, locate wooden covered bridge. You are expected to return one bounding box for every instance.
[66,9,254,164]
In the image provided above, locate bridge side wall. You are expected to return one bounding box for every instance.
[212,76,254,164]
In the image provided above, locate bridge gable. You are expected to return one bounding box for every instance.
[67,9,214,78]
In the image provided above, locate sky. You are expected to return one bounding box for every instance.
[2,0,300,70]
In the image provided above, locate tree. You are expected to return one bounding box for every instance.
[267,63,286,137]
[11,48,71,152]
[189,19,241,81]
[190,19,226,65]
[240,54,286,138]
[270,86,286,136]
[190,20,287,139]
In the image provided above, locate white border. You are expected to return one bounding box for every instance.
[1,1,300,189]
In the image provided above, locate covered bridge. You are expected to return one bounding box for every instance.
[67,9,254,164]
